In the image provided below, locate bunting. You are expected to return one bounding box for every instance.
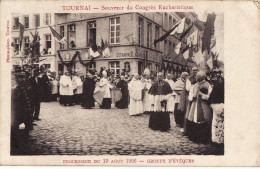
[170,17,186,35]
[182,43,191,60]
[154,22,180,46]
[202,13,216,54]
[187,29,198,45]
[174,42,182,55]
[180,23,194,40]
[193,49,204,65]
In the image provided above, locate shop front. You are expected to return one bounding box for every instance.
[57,45,163,76]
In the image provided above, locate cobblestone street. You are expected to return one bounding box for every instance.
[24,102,221,155]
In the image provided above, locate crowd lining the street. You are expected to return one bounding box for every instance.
[11,65,224,154]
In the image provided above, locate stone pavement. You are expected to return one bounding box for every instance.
[24,102,222,155]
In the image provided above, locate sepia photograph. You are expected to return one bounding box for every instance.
[10,12,225,156]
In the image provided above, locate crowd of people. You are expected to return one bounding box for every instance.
[11,65,224,154]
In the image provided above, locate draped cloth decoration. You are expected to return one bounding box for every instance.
[58,51,93,69]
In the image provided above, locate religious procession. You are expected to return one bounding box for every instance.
[11,12,224,155]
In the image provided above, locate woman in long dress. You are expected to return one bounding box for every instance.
[185,71,213,143]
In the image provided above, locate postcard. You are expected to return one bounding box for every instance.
[0,0,259,166]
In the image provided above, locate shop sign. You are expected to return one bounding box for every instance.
[117,51,134,58]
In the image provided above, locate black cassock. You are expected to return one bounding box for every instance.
[115,80,128,109]
[148,80,173,132]
[82,77,96,109]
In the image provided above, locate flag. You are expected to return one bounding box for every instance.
[180,23,194,40]
[210,37,216,49]
[89,40,100,58]
[202,13,216,54]
[19,22,25,51]
[174,42,182,55]
[182,43,191,60]
[187,29,198,45]
[154,22,180,46]
[49,25,66,44]
[207,56,213,70]
[101,38,105,51]
[193,49,204,65]
[170,17,186,35]
[183,49,189,60]
[102,40,111,57]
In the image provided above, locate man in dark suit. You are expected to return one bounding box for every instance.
[29,69,42,120]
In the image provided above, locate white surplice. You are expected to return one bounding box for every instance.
[165,78,176,112]
[72,76,83,94]
[59,75,73,96]
[128,78,144,116]
[142,79,153,112]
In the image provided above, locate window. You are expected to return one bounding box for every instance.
[87,21,96,46]
[60,26,65,37]
[138,17,144,45]
[169,42,172,54]
[14,38,19,52]
[156,64,160,72]
[35,14,40,27]
[147,22,152,47]
[186,18,191,25]
[13,17,19,30]
[147,63,152,71]
[24,16,29,28]
[164,13,168,30]
[87,62,96,71]
[169,15,172,29]
[155,26,160,50]
[173,18,176,25]
[45,34,52,49]
[45,13,51,25]
[68,24,76,48]
[109,61,120,76]
[43,64,51,69]
[164,40,168,55]
[110,18,120,44]
[24,37,30,48]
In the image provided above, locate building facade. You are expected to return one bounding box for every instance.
[56,12,204,77]
[11,12,205,78]
[11,13,57,72]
